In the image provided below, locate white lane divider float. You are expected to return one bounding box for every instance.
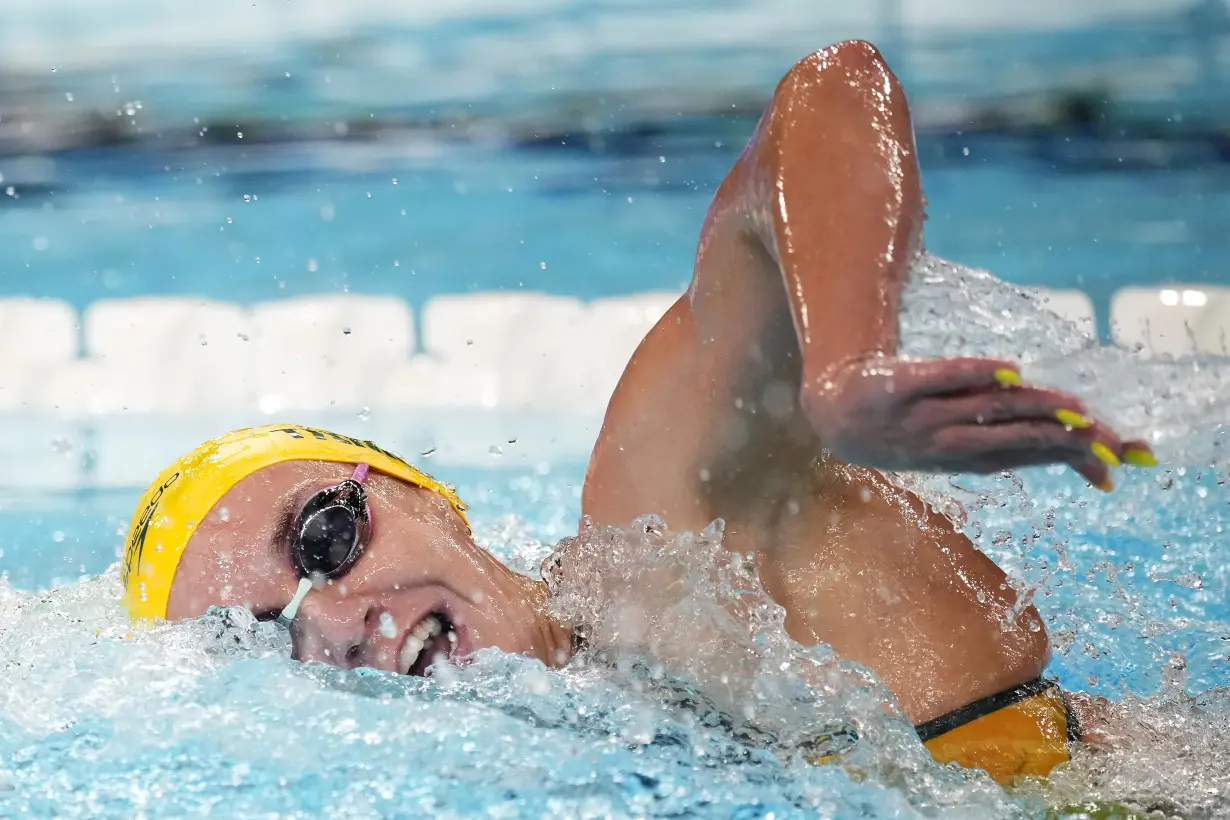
[0,285,1224,487]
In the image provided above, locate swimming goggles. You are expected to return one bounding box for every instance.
[275,463,371,628]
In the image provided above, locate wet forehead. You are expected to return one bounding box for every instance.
[196,460,352,548]
[167,461,353,617]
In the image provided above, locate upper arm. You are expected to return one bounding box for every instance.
[582,41,925,529]
[749,40,925,379]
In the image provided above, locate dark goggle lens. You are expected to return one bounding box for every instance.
[293,480,370,579]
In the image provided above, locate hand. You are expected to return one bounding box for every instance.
[802,356,1156,491]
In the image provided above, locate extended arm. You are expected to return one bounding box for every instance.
[713,41,1151,488]
[584,41,1152,534]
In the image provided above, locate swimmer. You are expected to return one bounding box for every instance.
[120,41,1158,785]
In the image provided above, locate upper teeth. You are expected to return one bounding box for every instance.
[398,615,452,674]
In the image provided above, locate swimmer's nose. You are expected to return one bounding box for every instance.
[290,594,382,670]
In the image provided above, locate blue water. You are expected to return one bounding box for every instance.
[3,136,1228,330]
[3,20,1230,818]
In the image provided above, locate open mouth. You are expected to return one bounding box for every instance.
[397,611,459,677]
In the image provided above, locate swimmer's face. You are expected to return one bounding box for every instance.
[167,461,568,674]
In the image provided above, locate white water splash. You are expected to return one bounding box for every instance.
[543,514,1023,816]
[899,252,1230,469]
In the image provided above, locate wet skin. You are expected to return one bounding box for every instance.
[167,461,571,672]
[583,40,1152,724]
[166,41,1151,726]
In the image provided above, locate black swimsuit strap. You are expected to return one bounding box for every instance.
[914,677,1058,743]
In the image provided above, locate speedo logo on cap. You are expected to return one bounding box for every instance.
[122,472,180,585]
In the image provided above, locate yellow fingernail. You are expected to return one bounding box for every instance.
[994,368,1022,387]
[1090,442,1121,468]
[1096,476,1115,493]
[1055,409,1092,429]
[1123,448,1158,467]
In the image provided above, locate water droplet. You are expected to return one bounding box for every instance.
[32,236,48,251]
[307,259,318,272]
[489,445,503,457]
[357,407,370,421]
[539,262,547,270]
[378,612,397,639]
[52,531,65,543]
[65,92,74,102]
[218,507,230,522]
[1175,572,1204,590]
[341,327,352,335]
[50,437,72,455]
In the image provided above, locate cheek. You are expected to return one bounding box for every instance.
[198,544,282,605]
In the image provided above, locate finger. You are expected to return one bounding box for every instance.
[1079,429,1157,469]
[933,421,1094,463]
[1072,457,1115,493]
[908,386,1090,431]
[894,358,1023,398]
[1067,420,1144,472]
[935,421,1124,490]
[1121,438,1159,468]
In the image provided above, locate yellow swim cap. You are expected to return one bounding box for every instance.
[121,423,469,623]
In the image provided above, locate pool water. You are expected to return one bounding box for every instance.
[2,256,1229,817]
[3,28,1230,819]
[4,136,1229,328]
